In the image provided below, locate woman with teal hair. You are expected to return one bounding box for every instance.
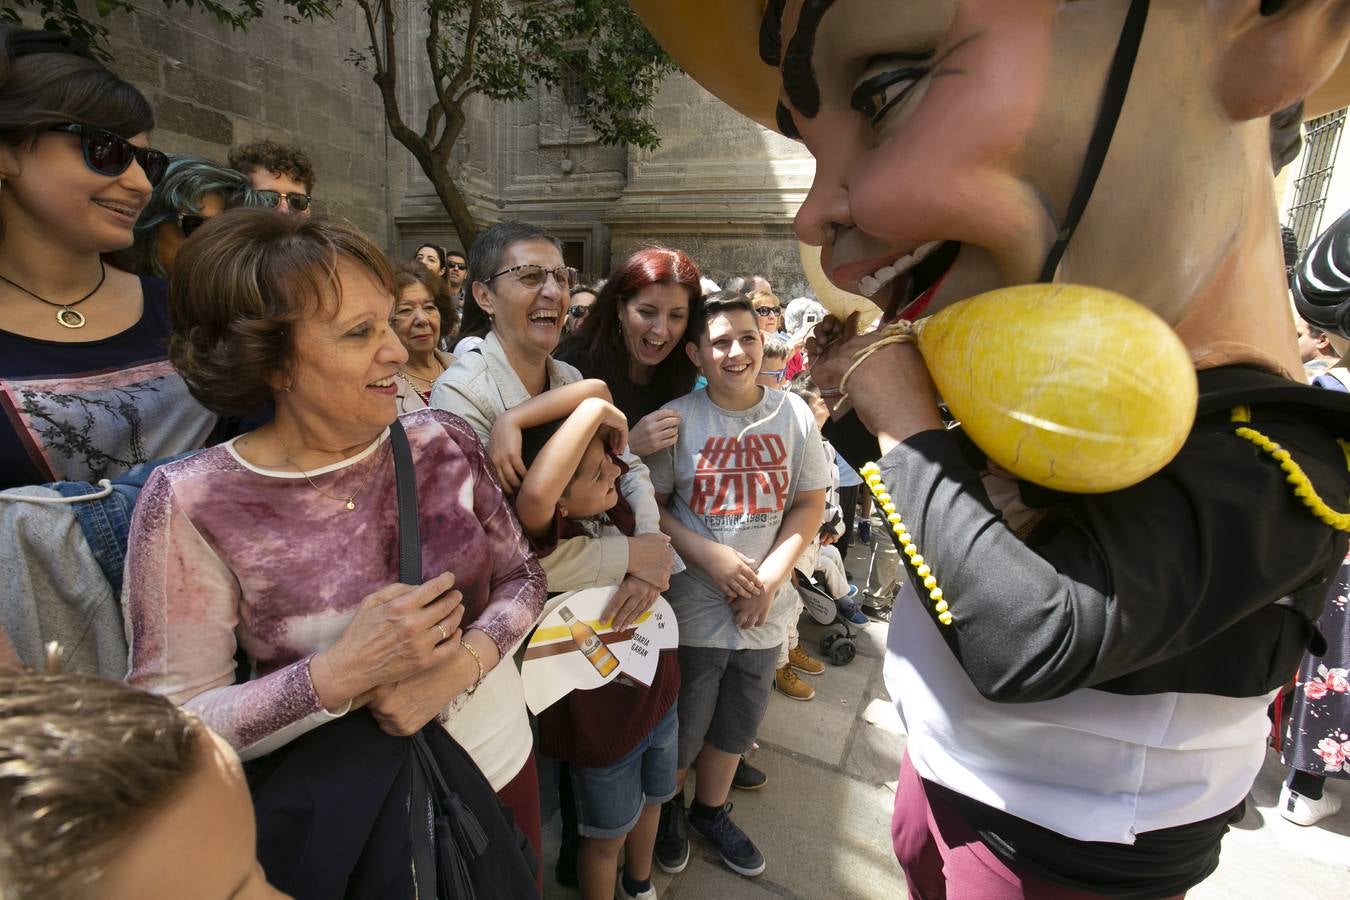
[118,155,259,278]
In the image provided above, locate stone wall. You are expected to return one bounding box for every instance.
[71,1,819,290]
[96,4,392,241]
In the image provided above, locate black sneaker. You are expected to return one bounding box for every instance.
[688,802,765,877]
[732,756,767,791]
[654,797,690,874]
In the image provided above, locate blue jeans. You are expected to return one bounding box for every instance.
[570,703,680,839]
[52,450,198,597]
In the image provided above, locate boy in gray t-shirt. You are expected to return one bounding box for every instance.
[645,292,827,879]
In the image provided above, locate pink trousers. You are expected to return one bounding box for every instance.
[891,755,1184,900]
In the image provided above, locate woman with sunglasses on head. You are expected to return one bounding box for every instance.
[557,248,703,458]
[0,27,217,490]
[114,155,259,279]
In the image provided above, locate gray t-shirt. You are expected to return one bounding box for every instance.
[646,387,831,650]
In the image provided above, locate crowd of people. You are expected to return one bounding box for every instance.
[0,25,882,900]
[5,5,1350,899]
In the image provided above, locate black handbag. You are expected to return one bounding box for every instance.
[388,419,540,899]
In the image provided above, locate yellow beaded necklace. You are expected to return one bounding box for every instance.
[1230,405,1350,533]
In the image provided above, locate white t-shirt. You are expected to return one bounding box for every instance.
[646,387,830,650]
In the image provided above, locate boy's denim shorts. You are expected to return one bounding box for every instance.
[675,645,779,769]
[571,702,680,839]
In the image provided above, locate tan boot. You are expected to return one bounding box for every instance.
[774,664,816,701]
[788,643,825,676]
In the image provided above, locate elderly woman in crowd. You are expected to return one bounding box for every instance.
[431,221,674,627]
[392,262,457,412]
[118,155,256,278]
[122,210,548,867]
[557,247,703,456]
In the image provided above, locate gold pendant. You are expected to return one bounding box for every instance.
[345,499,356,510]
[56,308,86,329]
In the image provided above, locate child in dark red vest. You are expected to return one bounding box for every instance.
[494,379,679,900]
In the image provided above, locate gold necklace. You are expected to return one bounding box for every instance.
[400,358,445,387]
[276,432,383,511]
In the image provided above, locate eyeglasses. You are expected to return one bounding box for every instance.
[446,261,467,271]
[759,367,786,380]
[754,306,781,318]
[177,212,207,237]
[568,304,591,318]
[488,264,579,292]
[49,124,168,186]
[253,189,313,213]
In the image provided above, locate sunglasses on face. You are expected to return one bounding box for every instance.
[253,189,313,213]
[488,264,579,292]
[446,261,467,271]
[754,306,780,318]
[568,304,592,318]
[49,123,168,186]
[178,212,207,237]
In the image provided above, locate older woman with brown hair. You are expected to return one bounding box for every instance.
[391,262,457,412]
[121,209,548,870]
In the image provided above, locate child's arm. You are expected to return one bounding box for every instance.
[488,379,613,493]
[655,492,763,601]
[731,488,827,628]
[514,397,628,541]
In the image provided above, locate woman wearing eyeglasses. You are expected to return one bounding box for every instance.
[432,220,672,586]
[433,220,677,895]
[563,285,598,333]
[0,28,217,490]
[114,155,260,279]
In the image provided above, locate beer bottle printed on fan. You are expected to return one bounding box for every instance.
[559,606,618,677]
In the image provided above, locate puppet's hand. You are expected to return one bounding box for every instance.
[808,313,942,453]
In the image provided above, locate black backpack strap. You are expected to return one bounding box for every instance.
[389,419,422,585]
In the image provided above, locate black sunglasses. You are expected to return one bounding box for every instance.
[446,261,467,271]
[253,189,313,213]
[49,124,169,186]
[568,304,592,318]
[178,212,207,237]
[754,306,781,318]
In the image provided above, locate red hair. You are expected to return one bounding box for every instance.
[557,247,703,410]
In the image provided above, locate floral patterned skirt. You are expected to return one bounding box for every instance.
[1283,550,1350,778]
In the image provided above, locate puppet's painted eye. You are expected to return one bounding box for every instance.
[850,67,927,128]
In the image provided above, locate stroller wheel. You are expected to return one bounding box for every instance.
[828,639,857,666]
[820,633,840,655]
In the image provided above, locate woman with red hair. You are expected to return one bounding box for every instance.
[557,247,703,457]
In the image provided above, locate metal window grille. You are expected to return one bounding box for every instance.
[1286,108,1347,251]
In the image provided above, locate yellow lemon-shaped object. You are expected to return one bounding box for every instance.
[914,283,1196,494]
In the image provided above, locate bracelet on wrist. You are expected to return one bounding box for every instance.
[461,637,485,696]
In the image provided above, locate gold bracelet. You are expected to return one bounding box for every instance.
[461,637,485,696]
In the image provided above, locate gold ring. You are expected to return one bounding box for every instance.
[436,622,448,642]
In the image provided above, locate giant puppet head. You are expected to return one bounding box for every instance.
[633,0,1350,488]
[632,0,1350,371]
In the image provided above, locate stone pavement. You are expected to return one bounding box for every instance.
[540,534,1350,899]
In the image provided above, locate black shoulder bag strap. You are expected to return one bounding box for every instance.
[389,420,422,585]
[388,419,495,899]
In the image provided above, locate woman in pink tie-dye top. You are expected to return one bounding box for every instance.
[122,210,547,856]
